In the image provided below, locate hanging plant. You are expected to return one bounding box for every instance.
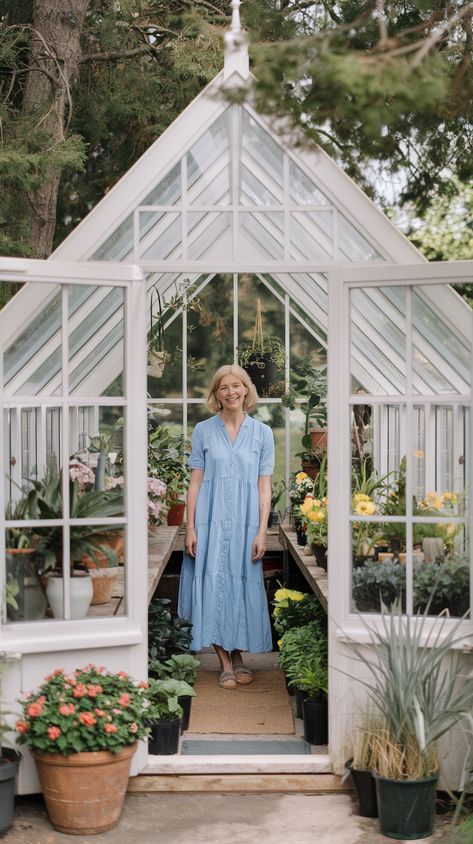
[237,298,285,396]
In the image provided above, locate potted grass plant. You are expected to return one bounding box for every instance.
[344,718,380,818]
[346,600,473,840]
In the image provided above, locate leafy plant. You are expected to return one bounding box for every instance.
[278,619,327,683]
[142,678,195,722]
[293,654,328,700]
[147,418,190,504]
[0,654,17,747]
[148,654,199,686]
[148,598,193,665]
[272,589,324,635]
[237,297,285,371]
[270,480,286,510]
[344,600,473,779]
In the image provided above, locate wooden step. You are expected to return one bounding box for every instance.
[128,772,351,794]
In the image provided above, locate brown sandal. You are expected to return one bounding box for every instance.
[233,664,254,685]
[218,670,237,690]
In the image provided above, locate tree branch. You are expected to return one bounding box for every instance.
[80,44,161,63]
[411,2,473,67]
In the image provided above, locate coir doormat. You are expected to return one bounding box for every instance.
[187,668,294,735]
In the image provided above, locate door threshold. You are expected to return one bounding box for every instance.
[140,753,332,774]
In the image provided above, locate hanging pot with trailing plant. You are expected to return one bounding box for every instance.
[238,298,285,397]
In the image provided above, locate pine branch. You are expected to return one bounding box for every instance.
[80,44,162,63]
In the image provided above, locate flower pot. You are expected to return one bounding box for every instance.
[296,526,307,546]
[301,460,320,480]
[82,532,124,568]
[45,573,93,619]
[178,695,193,732]
[309,428,328,453]
[32,744,136,835]
[6,549,47,621]
[310,543,327,570]
[267,510,279,528]
[147,349,167,378]
[302,696,328,745]
[167,502,186,526]
[89,568,118,605]
[243,355,279,398]
[0,748,21,835]
[345,758,378,818]
[373,772,439,840]
[148,718,181,755]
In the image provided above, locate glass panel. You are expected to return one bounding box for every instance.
[339,214,383,261]
[239,212,284,260]
[240,165,280,206]
[187,403,211,438]
[240,110,283,204]
[413,406,425,500]
[82,524,126,619]
[144,162,181,207]
[69,405,125,518]
[289,160,329,206]
[413,286,471,395]
[290,212,333,260]
[187,212,232,261]
[148,404,183,440]
[289,405,307,477]
[5,286,62,396]
[187,111,230,205]
[5,531,48,623]
[352,409,406,520]
[4,406,62,518]
[187,274,233,398]
[138,211,181,261]
[69,287,124,397]
[350,287,406,395]
[352,524,406,613]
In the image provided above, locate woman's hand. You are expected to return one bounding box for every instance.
[252,531,266,561]
[185,527,197,558]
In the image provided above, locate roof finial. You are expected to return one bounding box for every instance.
[224,0,249,81]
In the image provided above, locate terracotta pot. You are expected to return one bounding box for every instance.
[82,532,124,569]
[89,569,118,605]
[309,428,328,452]
[32,744,136,835]
[301,460,320,480]
[167,502,186,526]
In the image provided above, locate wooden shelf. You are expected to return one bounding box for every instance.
[87,525,180,618]
[278,526,328,612]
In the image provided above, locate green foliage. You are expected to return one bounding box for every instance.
[278,619,328,700]
[149,653,199,686]
[237,335,286,370]
[16,664,148,755]
[148,597,193,664]
[142,678,195,722]
[0,654,17,746]
[272,589,325,635]
[147,417,190,502]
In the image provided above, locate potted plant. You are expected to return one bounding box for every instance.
[147,289,170,378]
[294,651,328,746]
[148,654,200,732]
[346,600,473,840]
[237,298,285,397]
[143,678,195,755]
[25,465,124,616]
[344,719,380,818]
[15,664,148,835]
[5,500,47,622]
[148,598,193,665]
[0,655,21,835]
[277,615,326,716]
[288,471,314,537]
[268,480,285,527]
[147,419,190,526]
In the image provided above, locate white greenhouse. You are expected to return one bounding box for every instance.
[1,2,472,795]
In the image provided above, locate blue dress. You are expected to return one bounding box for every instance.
[178,414,274,653]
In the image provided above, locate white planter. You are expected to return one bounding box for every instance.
[46,574,93,619]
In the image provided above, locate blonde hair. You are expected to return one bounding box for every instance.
[207,364,258,413]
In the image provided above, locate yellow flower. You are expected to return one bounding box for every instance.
[273,607,281,617]
[352,493,371,505]
[296,472,309,484]
[287,590,304,602]
[414,450,424,458]
[307,509,325,523]
[355,500,377,516]
[274,588,290,602]
[277,640,283,649]
[423,492,443,511]
[442,491,458,505]
[300,497,314,516]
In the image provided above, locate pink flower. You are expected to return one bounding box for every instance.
[130,723,139,733]
[59,703,75,716]
[106,476,124,489]
[117,671,128,679]
[15,720,29,734]
[79,712,96,727]
[69,461,95,489]
[112,708,122,715]
[94,708,106,717]
[27,702,43,717]
[87,684,103,697]
[147,478,167,497]
[118,693,131,707]
[73,683,87,698]
[138,681,148,689]
[47,726,61,740]
[104,723,118,734]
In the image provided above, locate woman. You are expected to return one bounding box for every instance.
[178,364,274,690]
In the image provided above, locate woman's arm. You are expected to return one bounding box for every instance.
[252,475,271,561]
[185,468,204,557]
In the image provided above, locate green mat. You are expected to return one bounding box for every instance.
[181,738,310,755]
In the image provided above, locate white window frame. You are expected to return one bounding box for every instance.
[0,259,147,654]
[328,260,473,645]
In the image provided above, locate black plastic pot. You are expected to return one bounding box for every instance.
[373,772,439,840]
[284,674,295,696]
[0,747,21,834]
[302,696,328,745]
[178,695,193,733]
[294,687,305,719]
[148,718,181,755]
[345,758,378,818]
[243,356,278,397]
[310,543,327,570]
[296,526,307,546]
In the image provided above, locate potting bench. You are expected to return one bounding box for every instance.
[278,526,328,612]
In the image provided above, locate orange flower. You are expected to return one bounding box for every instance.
[104,723,118,734]
[79,712,97,727]
[117,671,128,679]
[73,683,87,698]
[87,684,103,697]
[27,702,43,717]
[119,693,131,707]
[15,720,29,734]
[94,708,106,717]
[59,703,75,716]
[47,726,61,740]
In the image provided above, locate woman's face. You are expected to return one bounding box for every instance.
[217,373,248,412]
